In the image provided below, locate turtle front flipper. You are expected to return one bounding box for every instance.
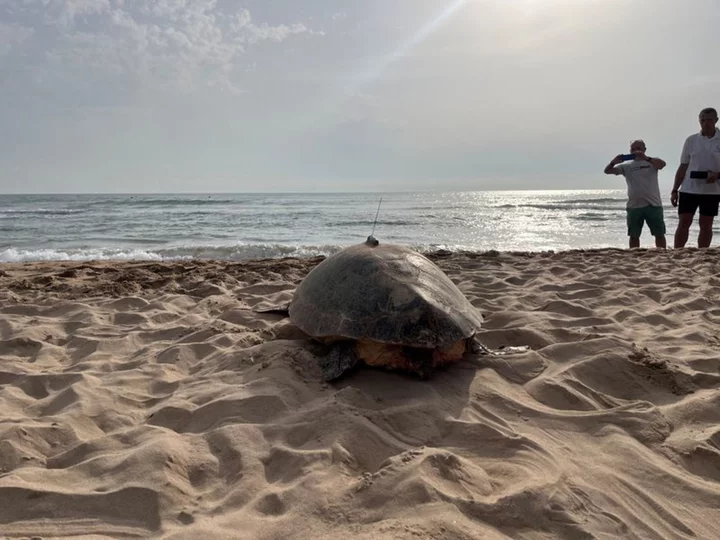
[318,342,360,382]
[469,336,492,355]
[253,303,291,316]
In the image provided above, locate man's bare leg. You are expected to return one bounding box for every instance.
[629,237,640,249]
[655,234,667,249]
[674,213,694,248]
[698,215,715,248]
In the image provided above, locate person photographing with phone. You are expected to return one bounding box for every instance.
[670,107,720,249]
[604,139,667,249]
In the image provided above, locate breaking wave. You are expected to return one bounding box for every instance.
[0,241,495,263]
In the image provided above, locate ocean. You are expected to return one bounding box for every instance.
[0,190,685,262]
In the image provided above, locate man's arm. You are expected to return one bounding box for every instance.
[604,155,624,175]
[673,136,692,189]
[648,157,666,169]
[670,137,692,206]
[672,163,688,193]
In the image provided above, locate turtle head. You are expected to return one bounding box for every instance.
[365,235,379,247]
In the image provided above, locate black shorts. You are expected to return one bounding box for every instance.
[678,192,720,217]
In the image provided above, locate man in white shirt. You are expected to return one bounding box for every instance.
[671,107,720,248]
[604,139,667,249]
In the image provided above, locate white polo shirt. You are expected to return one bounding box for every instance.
[680,128,720,195]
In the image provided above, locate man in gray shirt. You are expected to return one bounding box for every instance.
[604,139,668,249]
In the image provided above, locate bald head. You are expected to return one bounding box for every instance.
[630,139,646,153]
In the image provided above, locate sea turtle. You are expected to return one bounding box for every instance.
[273,236,487,381]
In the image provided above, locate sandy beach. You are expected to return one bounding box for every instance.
[2,247,720,539]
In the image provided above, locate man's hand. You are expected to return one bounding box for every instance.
[671,190,679,207]
[707,171,719,183]
[604,155,624,175]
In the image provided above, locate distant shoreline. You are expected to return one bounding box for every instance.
[1,188,630,196]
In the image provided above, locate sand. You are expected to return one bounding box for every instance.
[2,247,720,539]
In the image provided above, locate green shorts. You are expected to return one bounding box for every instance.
[627,205,666,238]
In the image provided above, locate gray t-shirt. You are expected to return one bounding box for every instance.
[615,160,662,208]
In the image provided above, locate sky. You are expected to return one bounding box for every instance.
[1,0,719,194]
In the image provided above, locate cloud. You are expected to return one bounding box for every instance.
[0,21,34,56]
[0,0,319,95]
[45,0,113,27]
[231,9,313,44]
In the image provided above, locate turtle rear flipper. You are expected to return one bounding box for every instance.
[319,342,360,382]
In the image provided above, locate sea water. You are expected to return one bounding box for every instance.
[0,190,683,262]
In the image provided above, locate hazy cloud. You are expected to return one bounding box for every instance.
[0,20,34,55]
[1,0,718,193]
[1,0,316,94]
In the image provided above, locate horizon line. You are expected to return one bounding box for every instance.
[0,187,626,196]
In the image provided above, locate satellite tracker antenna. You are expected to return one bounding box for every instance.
[366,197,383,246]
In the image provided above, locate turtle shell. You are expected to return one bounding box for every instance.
[288,240,483,349]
